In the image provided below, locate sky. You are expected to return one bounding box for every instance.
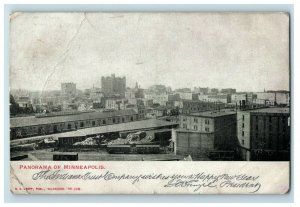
[10,12,290,92]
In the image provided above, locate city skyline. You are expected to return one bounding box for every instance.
[10,77,290,94]
[10,12,289,92]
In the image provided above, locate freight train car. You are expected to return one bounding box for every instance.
[136,145,160,154]
[57,136,86,150]
[107,145,131,154]
[107,144,160,154]
[53,152,78,161]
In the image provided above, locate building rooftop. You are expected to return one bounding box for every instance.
[59,119,178,138]
[248,107,290,114]
[10,119,178,145]
[10,109,137,128]
[190,110,237,118]
[175,129,213,134]
[182,100,225,104]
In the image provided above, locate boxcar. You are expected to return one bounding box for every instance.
[107,145,131,154]
[53,152,78,161]
[136,145,160,154]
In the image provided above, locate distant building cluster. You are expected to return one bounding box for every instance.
[10,74,290,161]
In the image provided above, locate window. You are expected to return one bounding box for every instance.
[283,126,286,132]
[194,125,198,130]
[194,118,198,123]
[103,120,106,125]
[205,127,209,132]
[242,115,245,121]
[183,124,187,129]
[113,118,116,123]
[242,131,244,136]
[242,123,244,128]
[205,119,210,124]
[80,122,84,127]
[269,116,272,123]
[122,117,125,122]
[68,124,72,129]
[242,140,245,145]
[92,121,95,126]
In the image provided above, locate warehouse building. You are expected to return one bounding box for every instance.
[237,107,290,161]
[176,110,238,160]
[10,109,144,140]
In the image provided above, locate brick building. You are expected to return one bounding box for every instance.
[178,110,237,152]
[237,107,290,161]
[61,82,76,97]
[101,74,126,97]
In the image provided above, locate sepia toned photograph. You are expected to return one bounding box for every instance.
[9,12,290,163]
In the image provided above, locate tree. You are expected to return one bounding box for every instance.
[10,94,21,116]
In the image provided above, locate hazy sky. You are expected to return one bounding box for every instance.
[10,12,290,92]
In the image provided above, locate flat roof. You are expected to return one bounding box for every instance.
[59,119,178,138]
[175,129,213,134]
[188,110,236,118]
[249,107,290,114]
[10,109,137,128]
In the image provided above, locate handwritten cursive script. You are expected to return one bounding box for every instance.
[31,170,261,193]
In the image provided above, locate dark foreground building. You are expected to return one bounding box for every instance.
[237,107,290,161]
[176,110,238,160]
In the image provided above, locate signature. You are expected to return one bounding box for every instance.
[164,179,217,192]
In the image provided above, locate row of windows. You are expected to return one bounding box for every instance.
[183,124,209,132]
[242,115,287,123]
[182,117,210,125]
[11,114,141,139]
[253,115,287,123]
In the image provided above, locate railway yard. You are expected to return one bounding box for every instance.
[11,149,184,161]
[10,119,186,161]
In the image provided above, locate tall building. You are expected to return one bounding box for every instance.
[179,110,237,150]
[175,110,237,159]
[237,107,290,161]
[61,82,76,97]
[101,74,126,97]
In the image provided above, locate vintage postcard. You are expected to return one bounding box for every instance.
[9,12,290,194]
